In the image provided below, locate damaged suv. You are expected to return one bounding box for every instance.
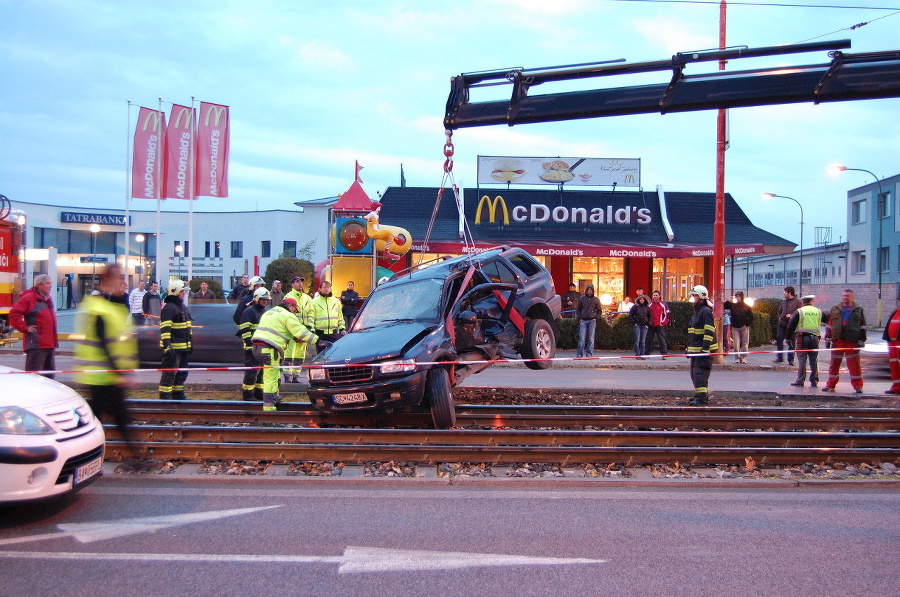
[307,247,560,428]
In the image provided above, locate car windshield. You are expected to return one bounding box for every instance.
[355,278,444,329]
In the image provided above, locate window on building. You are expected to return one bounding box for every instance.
[652,258,704,301]
[282,240,297,258]
[214,241,221,258]
[261,241,271,258]
[851,199,867,225]
[878,191,890,220]
[572,257,625,300]
[879,246,890,273]
[853,251,866,274]
[231,241,243,258]
[204,241,211,258]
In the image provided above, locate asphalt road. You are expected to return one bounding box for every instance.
[1,481,896,597]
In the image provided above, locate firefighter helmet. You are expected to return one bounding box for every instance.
[167,280,186,296]
[249,276,265,287]
[689,285,709,298]
[252,287,271,303]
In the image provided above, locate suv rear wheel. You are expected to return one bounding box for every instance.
[426,367,456,429]
[522,318,555,370]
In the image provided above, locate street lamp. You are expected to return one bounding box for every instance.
[89,223,101,288]
[828,164,885,325]
[135,234,145,281]
[174,244,183,281]
[762,193,804,296]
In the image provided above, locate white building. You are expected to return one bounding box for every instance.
[10,198,335,303]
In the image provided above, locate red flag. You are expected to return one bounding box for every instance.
[196,102,230,198]
[164,104,196,200]
[131,107,166,199]
[355,161,364,184]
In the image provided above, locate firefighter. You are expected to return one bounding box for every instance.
[283,275,315,383]
[312,280,345,347]
[238,287,270,401]
[158,280,192,400]
[686,284,718,406]
[232,276,265,325]
[251,297,327,411]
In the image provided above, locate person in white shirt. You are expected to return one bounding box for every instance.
[617,296,634,313]
[128,280,147,325]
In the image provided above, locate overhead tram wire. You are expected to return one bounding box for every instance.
[602,1,900,10]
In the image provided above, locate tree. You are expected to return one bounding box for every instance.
[264,257,314,291]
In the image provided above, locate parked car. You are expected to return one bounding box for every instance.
[136,302,245,367]
[0,367,105,504]
[307,247,561,428]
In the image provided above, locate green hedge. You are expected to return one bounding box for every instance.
[554,301,775,350]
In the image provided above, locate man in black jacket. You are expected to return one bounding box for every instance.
[340,281,360,331]
[576,284,601,358]
[726,291,753,364]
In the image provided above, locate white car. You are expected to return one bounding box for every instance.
[0,366,105,503]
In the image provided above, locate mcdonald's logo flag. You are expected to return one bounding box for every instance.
[196,102,230,198]
[131,107,166,199]
[164,104,196,200]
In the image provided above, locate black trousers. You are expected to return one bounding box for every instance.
[775,324,796,363]
[159,349,190,395]
[690,355,712,395]
[87,384,135,448]
[646,325,668,355]
[25,348,56,379]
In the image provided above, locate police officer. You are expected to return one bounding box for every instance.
[787,295,825,388]
[159,280,192,400]
[686,285,718,406]
[238,287,270,401]
[251,297,326,411]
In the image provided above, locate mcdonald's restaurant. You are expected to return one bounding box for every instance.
[378,185,794,304]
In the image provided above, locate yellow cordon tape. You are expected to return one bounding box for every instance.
[0,347,873,376]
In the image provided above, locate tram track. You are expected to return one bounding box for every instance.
[103,399,900,466]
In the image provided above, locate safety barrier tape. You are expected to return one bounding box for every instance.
[0,346,879,376]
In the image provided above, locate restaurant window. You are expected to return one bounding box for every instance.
[652,257,704,302]
[571,257,625,300]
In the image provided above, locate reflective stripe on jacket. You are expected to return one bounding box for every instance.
[687,301,719,354]
[75,296,137,385]
[252,305,318,355]
[312,295,344,333]
[285,289,315,330]
[159,296,192,350]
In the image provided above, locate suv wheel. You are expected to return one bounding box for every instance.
[522,318,555,370]
[427,368,456,429]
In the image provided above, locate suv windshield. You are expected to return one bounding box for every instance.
[354,278,445,330]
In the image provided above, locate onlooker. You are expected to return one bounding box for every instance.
[686,285,718,406]
[617,296,633,313]
[128,280,147,325]
[142,281,163,322]
[726,292,753,364]
[822,289,866,394]
[629,294,651,357]
[576,284,601,358]
[228,274,250,301]
[883,293,900,395]
[647,290,669,358]
[340,281,360,331]
[787,295,825,388]
[269,280,284,307]
[158,280,193,400]
[561,283,581,319]
[8,273,58,378]
[191,280,216,301]
[775,286,802,364]
[75,263,139,455]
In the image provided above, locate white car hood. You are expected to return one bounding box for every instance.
[0,366,83,409]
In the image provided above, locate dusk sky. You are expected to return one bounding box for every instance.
[2,0,898,249]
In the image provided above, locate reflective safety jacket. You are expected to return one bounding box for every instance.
[252,305,318,356]
[312,294,344,333]
[74,295,137,385]
[159,295,192,351]
[687,300,719,354]
[238,302,267,349]
[284,289,315,330]
[787,305,823,337]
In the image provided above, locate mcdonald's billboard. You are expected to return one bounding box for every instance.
[196,102,230,198]
[477,156,640,187]
[131,107,166,200]
[164,104,195,200]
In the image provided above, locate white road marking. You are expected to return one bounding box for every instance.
[0,505,281,546]
[0,546,607,572]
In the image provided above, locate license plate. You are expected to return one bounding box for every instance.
[74,457,103,485]
[334,392,368,405]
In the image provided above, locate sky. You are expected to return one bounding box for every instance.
[2,0,899,250]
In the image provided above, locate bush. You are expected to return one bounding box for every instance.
[749,311,773,347]
[753,297,781,339]
[264,258,314,290]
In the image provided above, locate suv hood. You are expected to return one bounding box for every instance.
[317,321,434,364]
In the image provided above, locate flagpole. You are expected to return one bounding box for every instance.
[124,100,133,285]
[156,97,164,286]
[187,95,196,286]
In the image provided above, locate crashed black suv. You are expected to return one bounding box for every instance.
[307,247,561,428]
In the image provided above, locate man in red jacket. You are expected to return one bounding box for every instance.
[8,274,59,378]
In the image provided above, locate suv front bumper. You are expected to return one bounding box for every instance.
[308,369,429,412]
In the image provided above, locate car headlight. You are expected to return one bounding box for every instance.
[379,360,417,375]
[0,406,55,435]
[308,367,327,382]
